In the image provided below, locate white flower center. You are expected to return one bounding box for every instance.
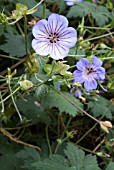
[48,32,59,43]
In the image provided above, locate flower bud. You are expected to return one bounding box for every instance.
[19,80,33,90]
[99,121,113,133]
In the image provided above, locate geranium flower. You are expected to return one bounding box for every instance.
[73,57,105,92]
[32,14,77,60]
[65,0,83,6]
[70,87,82,97]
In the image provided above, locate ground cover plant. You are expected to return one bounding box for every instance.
[0,0,114,169]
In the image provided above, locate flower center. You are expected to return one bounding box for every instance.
[85,67,95,75]
[82,66,97,81]
[48,32,59,43]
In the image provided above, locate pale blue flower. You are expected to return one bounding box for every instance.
[32,14,77,60]
[65,0,83,6]
[73,57,105,92]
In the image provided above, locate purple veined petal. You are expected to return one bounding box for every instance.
[76,58,89,71]
[70,88,82,97]
[84,79,97,92]
[49,43,69,60]
[47,14,68,35]
[32,20,49,38]
[92,56,103,67]
[96,67,105,80]
[32,39,50,56]
[58,27,77,48]
[76,0,83,2]
[65,0,83,6]
[73,70,85,83]
[75,89,82,97]
[65,0,75,6]
[32,13,78,60]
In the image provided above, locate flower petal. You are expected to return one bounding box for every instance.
[84,79,97,92]
[75,89,82,97]
[32,20,49,38]
[47,14,68,34]
[58,27,77,48]
[76,58,89,71]
[49,43,69,60]
[65,0,83,6]
[73,70,85,83]
[70,88,82,97]
[32,39,50,56]
[92,56,103,67]
[96,67,105,80]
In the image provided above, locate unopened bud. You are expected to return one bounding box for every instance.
[19,80,33,90]
[99,121,113,133]
[100,121,112,128]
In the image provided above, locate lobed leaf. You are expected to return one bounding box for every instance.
[41,89,83,116]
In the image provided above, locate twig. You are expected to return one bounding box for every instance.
[93,138,106,152]
[0,128,41,151]
[0,56,27,76]
[50,85,100,123]
[46,125,52,155]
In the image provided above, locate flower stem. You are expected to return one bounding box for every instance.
[7,76,22,122]
[83,24,111,30]
[76,104,113,145]
[24,16,28,55]
[46,125,52,155]
[0,128,41,151]
[82,31,114,43]
[50,85,100,123]
[54,116,72,154]
[0,54,21,60]
[0,87,20,104]
[42,1,46,19]
[0,91,4,113]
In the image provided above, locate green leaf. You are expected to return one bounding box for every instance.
[106,162,114,170]
[57,0,66,13]
[35,84,49,102]
[16,146,40,169]
[67,2,93,18]
[0,33,32,57]
[41,89,83,116]
[88,95,113,119]
[30,54,49,82]
[16,95,51,124]
[0,137,24,170]
[32,143,100,170]
[67,2,112,26]
[64,143,100,170]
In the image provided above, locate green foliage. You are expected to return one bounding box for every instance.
[41,89,83,116]
[0,135,23,170]
[11,3,28,19]
[16,95,51,124]
[32,54,49,80]
[0,33,32,57]
[0,0,114,169]
[67,2,112,26]
[35,84,49,102]
[31,143,100,170]
[44,60,72,77]
[88,95,113,119]
[106,162,114,170]
[57,0,66,13]
[16,0,51,17]
[16,146,40,169]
